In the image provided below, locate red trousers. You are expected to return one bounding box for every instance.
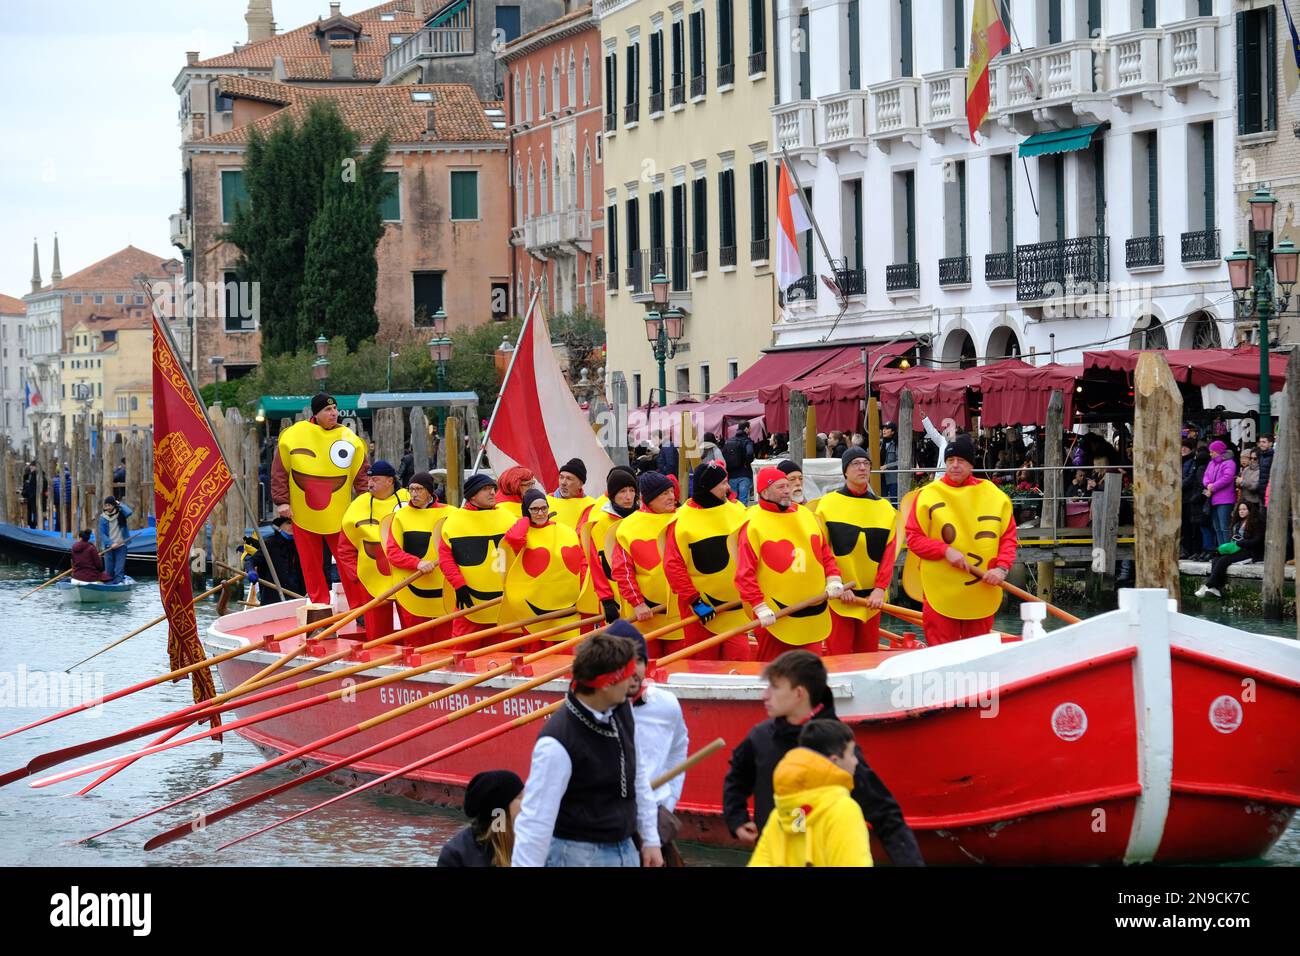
[395,605,452,648]
[293,526,340,605]
[753,629,827,662]
[448,615,499,653]
[336,570,398,645]
[921,602,995,645]
[825,612,882,655]
[677,619,753,662]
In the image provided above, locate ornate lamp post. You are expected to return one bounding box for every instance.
[1226,188,1298,438]
[428,307,453,427]
[641,272,682,407]
[494,335,515,385]
[311,335,330,393]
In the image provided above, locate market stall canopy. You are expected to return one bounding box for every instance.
[717,344,863,399]
[628,398,765,445]
[357,391,480,409]
[757,340,916,432]
[979,363,1082,426]
[876,359,1031,431]
[257,394,362,418]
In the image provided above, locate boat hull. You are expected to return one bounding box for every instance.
[204,590,1299,864]
[56,577,136,604]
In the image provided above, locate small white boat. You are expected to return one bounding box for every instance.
[56,576,136,605]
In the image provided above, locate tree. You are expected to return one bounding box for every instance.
[445,318,524,412]
[548,307,606,384]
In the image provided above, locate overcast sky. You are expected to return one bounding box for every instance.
[0,0,337,299]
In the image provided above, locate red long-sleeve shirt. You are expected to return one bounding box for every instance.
[734,500,841,609]
[583,511,618,601]
[904,476,1018,570]
[661,514,697,603]
[609,538,647,608]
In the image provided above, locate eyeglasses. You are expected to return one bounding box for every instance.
[528,505,550,514]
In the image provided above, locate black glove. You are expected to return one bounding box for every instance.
[602,598,621,624]
[455,585,474,610]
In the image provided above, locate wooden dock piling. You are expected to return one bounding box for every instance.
[1133,353,1182,600]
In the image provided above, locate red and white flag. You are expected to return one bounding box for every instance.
[484,295,614,491]
[775,158,812,291]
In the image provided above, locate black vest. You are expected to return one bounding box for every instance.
[538,692,638,843]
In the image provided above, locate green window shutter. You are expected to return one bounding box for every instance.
[380,171,401,221]
[693,178,708,252]
[1235,12,1249,134]
[626,196,639,261]
[1005,155,1015,249]
[900,0,913,77]
[450,170,478,220]
[651,32,663,95]
[650,191,665,249]
[1146,135,1158,237]
[607,52,617,115]
[607,204,618,268]
[904,172,915,262]
[718,0,734,69]
[958,162,967,255]
[1198,0,1212,16]
[1048,0,1061,44]
[953,0,964,70]
[1203,125,1215,231]
[720,169,735,247]
[848,1,861,89]
[750,0,765,55]
[1266,7,1277,131]
[852,178,863,268]
[221,169,248,223]
[798,10,810,96]
[803,187,814,274]
[1142,0,1155,30]
[1054,157,1065,241]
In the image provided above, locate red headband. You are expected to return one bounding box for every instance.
[583,657,637,690]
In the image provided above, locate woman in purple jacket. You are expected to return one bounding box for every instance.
[1201,440,1237,547]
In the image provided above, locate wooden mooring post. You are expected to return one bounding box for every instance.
[1133,354,1182,600]
[897,389,914,501]
[788,390,808,469]
[1263,347,1299,619]
[1037,390,1064,601]
[1085,472,1122,607]
[444,413,462,506]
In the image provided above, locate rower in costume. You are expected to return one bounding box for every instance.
[776,459,807,505]
[817,448,897,655]
[270,393,369,604]
[904,434,1017,644]
[499,489,588,652]
[734,466,844,662]
[609,471,683,658]
[438,472,514,647]
[547,457,598,530]
[581,467,640,625]
[663,461,752,661]
[337,460,410,642]
[494,466,537,514]
[383,471,451,642]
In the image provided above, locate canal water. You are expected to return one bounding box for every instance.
[0,557,1293,868]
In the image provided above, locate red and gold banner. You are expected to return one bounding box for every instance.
[152,316,232,728]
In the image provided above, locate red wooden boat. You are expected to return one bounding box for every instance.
[204,588,1299,864]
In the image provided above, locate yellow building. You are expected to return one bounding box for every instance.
[60,314,154,431]
[59,321,107,429]
[595,0,776,411]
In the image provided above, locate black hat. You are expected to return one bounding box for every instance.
[776,459,802,476]
[409,471,439,494]
[606,466,638,498]
[370,459,396,479]
[693,460,729,491]
[841,446,871,474]
[882,421,897,432]
[463,472,496,500]
[522,488,549,516]
[606,618,647,660]
[272,515,293,528]
[310,393,337,417]
[945,434,977,466]
[558,458,587,484]
[102,495,118,506]
[638,471,673,505]
[463,770,524,824]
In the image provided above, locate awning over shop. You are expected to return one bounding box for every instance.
[757,340,916,432]
[1018,123,1105,158]
[257,394,362,418]
[979,363,1082,426]
[628,399,766,445]
[716,344,859,399]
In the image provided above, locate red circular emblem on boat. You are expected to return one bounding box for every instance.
[1208,695,1243,734]
[1051,702,1087,742]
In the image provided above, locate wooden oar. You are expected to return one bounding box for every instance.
[63,574,247,673]
[651,737,726,790]
[999,579,1081,625]
[31,603,588,788]
[19,540,129,600]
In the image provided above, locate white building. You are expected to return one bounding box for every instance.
[0,292,34,453]
[770,0,1235,366]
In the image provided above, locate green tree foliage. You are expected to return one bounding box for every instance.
[444,318,524,412]
[224,100,393,356]
[547,307,606,383]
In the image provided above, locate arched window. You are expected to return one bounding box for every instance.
[515,154,523,222]
[553,59,561,112]
[513,70,521,123]
[568,51,577,106]
[524,68,532,122]
[539,159,548,214]
[527,162,535,217]
[583,50,591,104]
[583,145,592,209]
[539,72,547,118]
[553,151,561,211]
[568,148,577,212]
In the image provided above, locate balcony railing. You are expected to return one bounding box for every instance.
[993,41,1097,116]
[834,266,866,296]
[1164,17,1219,99]
[523,209,592,254]
[1125,234,1164,269]
[627,247,691,298]
[670,81,685,106]
[751,238,769,262]
[720,245,737,268]
[1016,235,1108,302]
[718,62,734,87]
[604,112,616,132]
[383,26,473,78]
[1181,228,1220,263]
[649,90,664,114]
[624,101,639,125]
[627,253,644,292]
[869,78,921,150]
[691,249,708,272]
[1109,29,1162,107]
[749,50,766,75]
[938,255,972,286]
[690,73,706,98]
[608,263,619,291]
[772,100,817,157]
[922,69,966,138]
[886,261,920,292]
[784,274,816,304]
[820,91,869,152]
[985,251,1016,282]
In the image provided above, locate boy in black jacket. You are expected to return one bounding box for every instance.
[722,649,924,866]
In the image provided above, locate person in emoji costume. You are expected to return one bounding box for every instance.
[547,458,598,530]
[337,460,410,642]
[383,471,451,641]
[498,488,588,651]
[438,472,515,646]
[580,467,640,626]
[609,472,682,657]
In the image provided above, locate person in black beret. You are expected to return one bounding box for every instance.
[435,469,516,648]
[584,468,641,624]
[438,770,525,867]
[549,458,596,529]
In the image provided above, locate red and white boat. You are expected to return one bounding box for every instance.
[204,588,1299,864]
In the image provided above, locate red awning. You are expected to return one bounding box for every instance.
[980,363,1082,426]
[757,340,916,432]
[1187,349,1288,392]
[875,359,1031,431]
[1082,348,1218,383]
[716,345,857,399]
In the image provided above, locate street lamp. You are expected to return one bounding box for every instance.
[1226,188,1298,438]
[641,272,682,407]
[311,335,331,394]
[428,307,453,428]
[494,335,515,385]
[385,349,400,392]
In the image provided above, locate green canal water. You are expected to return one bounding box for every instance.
[0,557,1293,868]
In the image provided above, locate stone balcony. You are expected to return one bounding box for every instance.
[993,41,1106,131]
[169,212,190,251]
[382,26,474,83]
[524,209,592,258]
[771,100,818,161]
[868,78,921,152]
[1109,29,1163,111]
[818,90,870,159]
[922,69,968,142]
[1163,16,1220,101]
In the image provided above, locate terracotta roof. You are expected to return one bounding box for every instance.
[85,313,153,332]
[192,1,422,72]
[200,81,506,145]
[53,246,180,292]
[499,4,594,61]
[280,55,386,81]
[0,293,25,314]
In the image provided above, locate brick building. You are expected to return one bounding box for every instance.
[498,4,604,319]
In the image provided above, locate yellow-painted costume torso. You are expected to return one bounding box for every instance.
[743,504,832,646]
[386,504,447,618]
[341,490,410,599]
[278,420,367,535]
[500,522,586,641]
[613,509,684,637]
[440,506,514,625]
[913,479,1012,619]
[815,490,896,622]
[669,501,748,634]
[547,494,597,531]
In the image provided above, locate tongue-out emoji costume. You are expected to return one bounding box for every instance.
[735,467,843,662]
[270,394,370,604]
[904,434,1017,645]
[337,465,410,642]
[663,461,751,660]
[609,472,682,658]
[498,490,587,651]
[817,448,899,655]
[438,473,515,646]
[383,475,451,641]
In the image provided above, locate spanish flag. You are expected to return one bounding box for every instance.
[966,0,1011,142]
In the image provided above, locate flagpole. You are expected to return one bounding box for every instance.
[780,147,840,277]
[472,286,541,474]
[148,305,286,599]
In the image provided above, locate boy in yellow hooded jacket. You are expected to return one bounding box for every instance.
[748,720,873,868]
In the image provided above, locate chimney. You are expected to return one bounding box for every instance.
[51,234,62,287]
[426,107,437,136]
[30,238,41,294]
[330,40,355,79]
[186,51,199,65]
[329,2,341,16]
[245,0,275,43]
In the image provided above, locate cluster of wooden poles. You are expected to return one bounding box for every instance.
[0,571,1079,854]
